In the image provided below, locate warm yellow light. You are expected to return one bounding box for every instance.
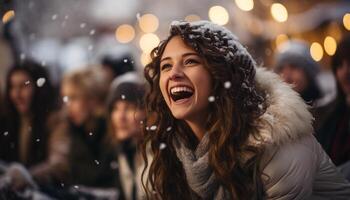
[235,0,254,11]
[141,52,152,67]
[138,14,159,33]
[139,33,160,53]
[208,6,229,25]
[185,14,201,22]
[310,42,324,62]
[324,36,337,56]
[275,34,289,51]
[270,3,288,22]
[2,10,15,24]
[115,24,135,43]
[343,13,350,31]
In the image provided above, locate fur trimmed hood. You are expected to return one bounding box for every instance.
[252,67,314,147]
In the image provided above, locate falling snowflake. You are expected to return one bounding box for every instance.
[159,143,167,150]
[41,61,46,67]
[63,96,69,103]
[121,94,126,100]
[3,131,8,136]
[224,81,231,89]
[123,59,128,63]
[88,45,94,51]
[89,132,93,136]
[36,139,40,142]
[208,96,215,102]
[136,13,141,21]
[146,127,149,131]
[64,15,69,20]
[25,80,30,85]
[110,161,119,170]
[73,185,79,189]
[36,78,46,87]
[60,183,65,187]
[258,104,263,109]
[166,126,172,132]
[150,125,157,131]
[80,23,86,28]
[51,14,57,20]
[94,160,100,165]
[20,53,26,60]
[140,121,144,125]
[89,29,96,35]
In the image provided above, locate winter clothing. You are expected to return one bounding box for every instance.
[174,68,350,200]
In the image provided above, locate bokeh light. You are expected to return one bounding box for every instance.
[139,33,160,53]
[115,24,135,43]
[275,34,289,51]
[138,14,159,33]
[141,52,152,67]
[343,13,350,31]
[271,3,288,22]
[235,0,254,11]
[208,6,229,25]
[2,10,15,24]
[324,36,337,56]
[310,42,324,61]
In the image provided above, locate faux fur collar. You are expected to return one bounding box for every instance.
[252,67,314,147]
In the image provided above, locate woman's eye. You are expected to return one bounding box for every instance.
[184,59,199,65]
[161,63,171,70]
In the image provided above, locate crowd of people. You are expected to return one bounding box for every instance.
[0,20,349,199]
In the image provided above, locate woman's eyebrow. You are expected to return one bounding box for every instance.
[182,52,199,58]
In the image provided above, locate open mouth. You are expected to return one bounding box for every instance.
[169,86,194,102]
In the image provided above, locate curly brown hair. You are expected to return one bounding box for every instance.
[141,21,267,199]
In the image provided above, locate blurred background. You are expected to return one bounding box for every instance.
[0,0,350,199]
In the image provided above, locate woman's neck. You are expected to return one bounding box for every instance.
[185,120,206,141]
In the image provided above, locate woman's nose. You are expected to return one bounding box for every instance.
[169,64,184,81]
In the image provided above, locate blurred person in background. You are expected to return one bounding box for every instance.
[274,40,323,106]
[60,67,121,192]
[0,60,68,193]
[101,53,135,86]
[106,72,148,200]
[314,36,350,170]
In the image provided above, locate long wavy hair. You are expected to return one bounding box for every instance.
[3,60,57,166]
[141,21,267,199]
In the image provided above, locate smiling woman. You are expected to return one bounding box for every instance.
[141,20,350,200]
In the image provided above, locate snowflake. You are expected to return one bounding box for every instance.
[208,96,215,102]
[89,29,96,35]
[121,94,126,100]
[88,45,93,51]
[36,139,40,142]
[36,78,46,87]
[51,14,57,21]
[41,61,46,67]
[150,125,157,131]
[123,59,128,63]
[80,23,86,29]
[110,161,119,170]
[20,53,26,60]
[136,13,141,21]
[73,185,79,189]
[166,126,172,132]
[63,96,69,103]
[64,15,69,20]
[159,143,167,150]
[224,81,231,89]
[89,132,93,136]
[25,80,30,85]
[3,131,8,136]
[94,160,100,165]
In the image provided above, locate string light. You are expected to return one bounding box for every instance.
[115,24,135,43]
[310,42,324,62]
[271,3,288,22]
[208,6,229,25]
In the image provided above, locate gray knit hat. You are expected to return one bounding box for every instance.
[274,40,320,78]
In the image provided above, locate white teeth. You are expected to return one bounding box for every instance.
[170,86,193,94]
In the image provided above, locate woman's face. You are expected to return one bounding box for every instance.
[159,36,213,124]
[278,64,308,93]
[9,71,34,115]
[61,82,92,126]
[111,100,144,141]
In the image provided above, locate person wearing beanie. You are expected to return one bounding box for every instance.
[141,20,350,200]
[106,73,148,200]
[314,36,350,170]
[274,40,323,105]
